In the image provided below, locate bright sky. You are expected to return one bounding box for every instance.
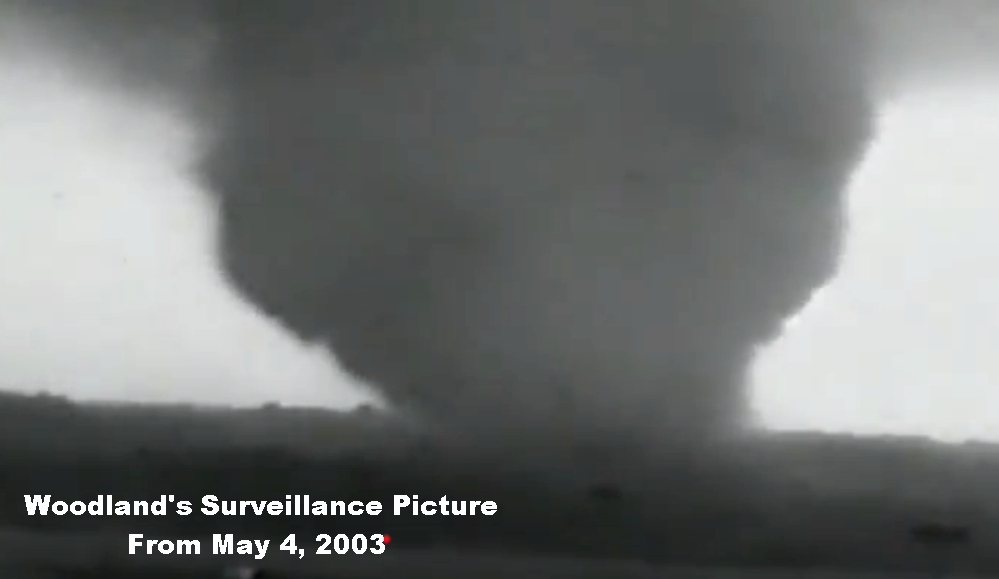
[753,85,999,443]
[0,46,375,409]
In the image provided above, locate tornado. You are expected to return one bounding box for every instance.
[199,1,873,451]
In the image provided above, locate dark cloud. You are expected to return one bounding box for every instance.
[198,1,874,452]
[0,0,210,97]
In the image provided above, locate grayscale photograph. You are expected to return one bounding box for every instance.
[0,1,997,578]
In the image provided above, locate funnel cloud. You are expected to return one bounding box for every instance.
[204,1,871,447]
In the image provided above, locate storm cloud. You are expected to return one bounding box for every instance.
[202,1,872,447]
[9,1,999,454]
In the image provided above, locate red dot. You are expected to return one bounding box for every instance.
[382,534,391,544]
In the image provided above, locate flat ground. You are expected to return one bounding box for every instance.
[1,392,997,577]
[0,527,975,579]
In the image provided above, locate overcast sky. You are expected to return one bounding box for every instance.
[0,46,376,410]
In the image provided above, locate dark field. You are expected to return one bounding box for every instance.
[0,392,998,577]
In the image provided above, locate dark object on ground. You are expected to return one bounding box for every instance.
[910,522,972,545]
[588,484,624,503]
[223,565,264,579]
[909,522,972,579]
